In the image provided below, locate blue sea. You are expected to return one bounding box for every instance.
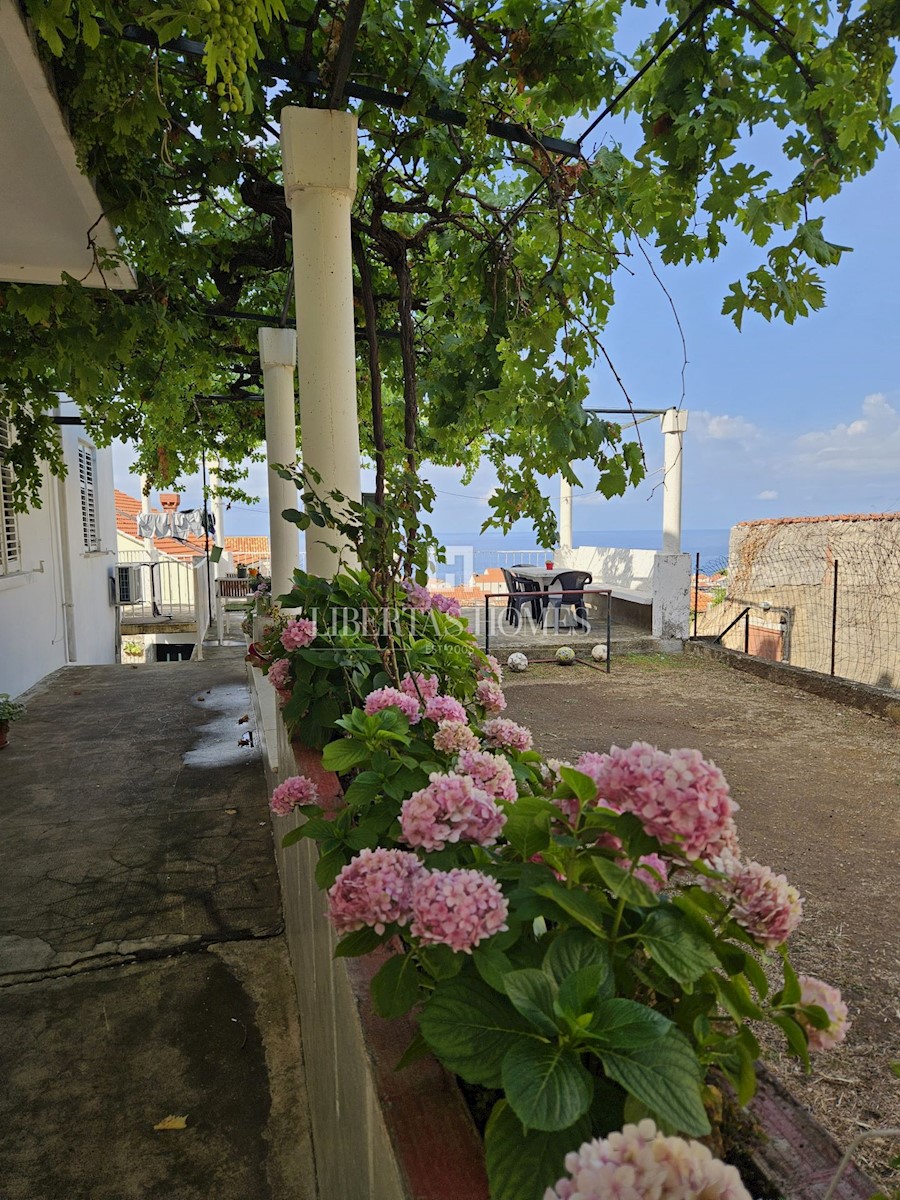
[428,529,730,584]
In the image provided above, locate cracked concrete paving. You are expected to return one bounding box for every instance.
[0,655,316,1200]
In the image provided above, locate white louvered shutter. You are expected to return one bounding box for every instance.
[78,443,100,551]
[0,419,20,573]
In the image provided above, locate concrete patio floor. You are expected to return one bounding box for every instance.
[0,653,316,1200]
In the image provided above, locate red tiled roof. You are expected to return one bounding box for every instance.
[737,512,900,528]
[225,536,270,553]
[224,536,270,567]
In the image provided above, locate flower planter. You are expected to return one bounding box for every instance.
[269,733,874,1200]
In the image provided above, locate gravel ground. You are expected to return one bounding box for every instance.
[502,652,900,1190]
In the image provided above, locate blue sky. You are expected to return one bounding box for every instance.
[114,115,900,545]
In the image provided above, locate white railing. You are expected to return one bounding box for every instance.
[489,549,548,571]
[116,558,201,624]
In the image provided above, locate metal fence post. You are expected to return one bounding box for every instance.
[693,551,700,638]
[830,557,839,676]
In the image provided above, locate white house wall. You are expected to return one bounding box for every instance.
[0,470,64,696]
[0,428,117,698]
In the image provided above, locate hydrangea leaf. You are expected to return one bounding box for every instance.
[501,1039,594,1132]
[598,1029,710,1137]
[636,907,721,988]
[484,1099,591,1200]
[419,976,536,1088]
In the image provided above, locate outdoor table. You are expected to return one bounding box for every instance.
[508,566,560,588]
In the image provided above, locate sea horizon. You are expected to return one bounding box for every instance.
[427,528,731,580]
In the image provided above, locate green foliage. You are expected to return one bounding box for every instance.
[4,0,897,533]
[0,693,27,721]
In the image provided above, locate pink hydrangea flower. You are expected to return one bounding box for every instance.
[424,694,468,724]
[431,592,462,617]
[364,686,421,725]
[625,852,669,894]
[399,671,440,701]
[575,742,739,862]
[270,774,319,816]
[400,772,506,851]
[433,720,481,754]
[280,617,316,650]
[410,868,509,953]
[797,975,851,1051]
[483,717,533,752]
[267,656,292,705]
[475,679,507,715]
[477,654,503,683]
[327,847,426,935]
[546,1118,752,1200]
[707,850,803,949]
[401,579,432,611]
[457,749,517,802]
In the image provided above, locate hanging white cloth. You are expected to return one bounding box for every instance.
[136,513,171,538]
[172,511,204,539]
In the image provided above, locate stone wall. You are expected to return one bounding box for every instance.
[696,516,900,689]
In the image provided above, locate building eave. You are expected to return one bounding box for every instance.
[0,0,136,290]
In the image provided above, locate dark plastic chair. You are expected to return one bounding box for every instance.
[544,570,592,632]
[501,568,543,625]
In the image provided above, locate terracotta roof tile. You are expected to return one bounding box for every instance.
[224,536,270,553]
[736,512,900,528]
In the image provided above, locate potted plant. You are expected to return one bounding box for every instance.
[0,693,26,750]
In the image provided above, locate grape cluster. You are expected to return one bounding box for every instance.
[197,0,259,113]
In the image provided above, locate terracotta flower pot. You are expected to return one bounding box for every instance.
[244,643,272,670]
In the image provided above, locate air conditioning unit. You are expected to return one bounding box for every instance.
[116,564,144,605]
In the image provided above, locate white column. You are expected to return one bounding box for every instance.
[661,408,689,554]
[140,474,160,619]
[281,107,361,578]
[259,327,302,598]
[209,458,226,644]
[559,474,573,551]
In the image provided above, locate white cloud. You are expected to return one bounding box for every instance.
[691,411,759,442]
[756,489,778,500]
[791,393,900,476]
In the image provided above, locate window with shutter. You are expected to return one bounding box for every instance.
[78,443,100,552]
[0,419,21,575]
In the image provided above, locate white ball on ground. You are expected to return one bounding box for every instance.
[556,646,576,665]
[507,652,528,673]
[591,643,608,662]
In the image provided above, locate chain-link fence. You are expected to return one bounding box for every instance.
[692,519,900,692]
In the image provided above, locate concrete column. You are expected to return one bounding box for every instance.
[259,327,302,598]
[209,459,226,644]
[559,474,573,551]
[140,473,161,619]
[281,107,361,578]
[661,408,689,554]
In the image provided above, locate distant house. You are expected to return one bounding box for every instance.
[113,489,223,664]
[0,413,117,696]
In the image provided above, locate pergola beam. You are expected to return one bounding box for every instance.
[107,22,580,158]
